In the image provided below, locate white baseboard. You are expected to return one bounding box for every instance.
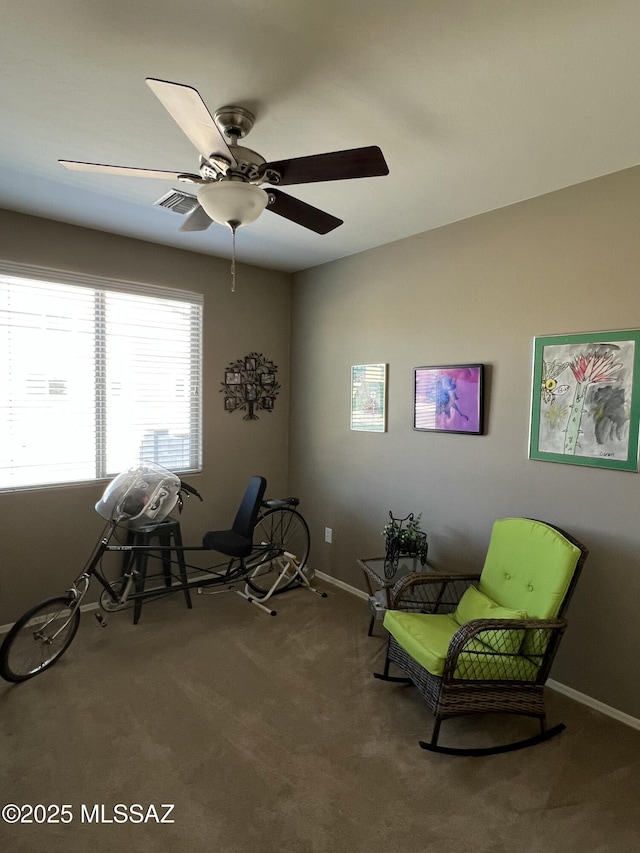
[0,600,100,636]
[315,570,369,600]
[315,569,640,732]
[547,679,640,732]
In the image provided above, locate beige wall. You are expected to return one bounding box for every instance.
[0,209,292,621]
[4,167,640,718]
[289,166,640,719]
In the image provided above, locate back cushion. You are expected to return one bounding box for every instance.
[454,585,526,654]
[478,518,581,619]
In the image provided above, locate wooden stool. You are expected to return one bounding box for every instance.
[124,518,192,624]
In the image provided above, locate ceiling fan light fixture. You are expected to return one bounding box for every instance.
[197,181,268,228]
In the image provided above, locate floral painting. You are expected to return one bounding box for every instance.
[414,364,484,435]
[530,330,640,470]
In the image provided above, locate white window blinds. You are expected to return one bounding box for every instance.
[0,262,202,490]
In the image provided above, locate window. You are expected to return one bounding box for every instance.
[0,262,202,490]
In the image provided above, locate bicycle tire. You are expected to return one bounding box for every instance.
[245,507,311,596]
[0,596,81,683]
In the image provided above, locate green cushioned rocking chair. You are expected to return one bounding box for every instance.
[374,518,588,756]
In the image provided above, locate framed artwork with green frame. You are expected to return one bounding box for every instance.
[529,329,640,471]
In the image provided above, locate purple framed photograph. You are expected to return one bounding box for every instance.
[414,364,484,435]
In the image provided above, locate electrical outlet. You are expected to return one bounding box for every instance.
[324,527,333,544]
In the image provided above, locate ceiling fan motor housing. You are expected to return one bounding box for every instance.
[228,145,266,181]
[200,145,267,183]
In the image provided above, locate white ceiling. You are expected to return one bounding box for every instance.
[2,0,640,273]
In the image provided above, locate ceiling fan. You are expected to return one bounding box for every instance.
[59,78,389,238]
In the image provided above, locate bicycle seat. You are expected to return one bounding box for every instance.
[202,476,267,558]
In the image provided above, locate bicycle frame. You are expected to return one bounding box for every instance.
[67,519,260,614]
[0,474,324,684]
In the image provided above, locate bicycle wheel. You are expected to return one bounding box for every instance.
[0,596,81,683]
[245,508,311,595]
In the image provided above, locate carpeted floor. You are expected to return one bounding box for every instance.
[1,580,639,852]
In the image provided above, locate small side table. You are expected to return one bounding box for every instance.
[358,554,434,636]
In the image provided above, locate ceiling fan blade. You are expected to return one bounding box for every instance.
[146,78,236,170]
[266,188,342,234]
[59,160,196,181]
[179,204,213,232]
[261,145,388,186]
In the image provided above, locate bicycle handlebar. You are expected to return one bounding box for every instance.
[178,480,204,503]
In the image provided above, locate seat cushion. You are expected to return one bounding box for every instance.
[383,611,459,676]
[384,609,539,681]
[454,585,526,654]
[202,528,252,557]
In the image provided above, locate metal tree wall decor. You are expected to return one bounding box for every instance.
[220,352,280,420]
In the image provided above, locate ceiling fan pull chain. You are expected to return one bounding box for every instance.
[230,223,237,292]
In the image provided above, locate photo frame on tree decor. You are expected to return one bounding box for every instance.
[220,352,280,420]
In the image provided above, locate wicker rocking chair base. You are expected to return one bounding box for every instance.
[419,722,566,757]
[380,637,565,755]
[373,672,412,684]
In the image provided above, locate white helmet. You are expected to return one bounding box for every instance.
[95,462,181,529]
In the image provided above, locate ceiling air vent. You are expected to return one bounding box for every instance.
[154,189,199,216]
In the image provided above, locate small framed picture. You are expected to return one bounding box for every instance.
[351,364,387,432]
[225,371,242,385]
[414,364,484,435]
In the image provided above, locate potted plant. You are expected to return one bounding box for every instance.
[382,511,428,566]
